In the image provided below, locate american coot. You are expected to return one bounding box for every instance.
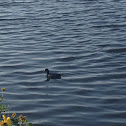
[45,69,61,81]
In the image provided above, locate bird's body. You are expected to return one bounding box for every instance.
[45,69,61,81]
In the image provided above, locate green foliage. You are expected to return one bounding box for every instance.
[0,88,33,126]
[26,123,33,126]
[0,104,9,113]
[0,89,9,114]
[0,95,4,101]
[11,118,19,125]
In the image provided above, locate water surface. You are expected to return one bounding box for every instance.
[0,0,126,126]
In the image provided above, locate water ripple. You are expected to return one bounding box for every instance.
[0,0,126,126]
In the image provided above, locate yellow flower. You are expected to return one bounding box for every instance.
[1,88,5,92]
[0,115,12,126]
[12,113,16,118]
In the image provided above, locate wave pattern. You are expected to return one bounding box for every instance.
[0,0,126,126]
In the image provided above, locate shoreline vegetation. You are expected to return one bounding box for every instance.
[0,88,33,126]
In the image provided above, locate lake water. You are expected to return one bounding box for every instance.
[0,0,126,126]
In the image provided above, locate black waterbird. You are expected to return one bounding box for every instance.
[45,69,61,81]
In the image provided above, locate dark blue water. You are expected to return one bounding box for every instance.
[0,0,126,126]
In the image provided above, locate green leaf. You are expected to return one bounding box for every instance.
[24,118,28,123]
[0,104,9,113]
[1,96,3,101]
[11,118,18,125]
[26,123,33,126]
